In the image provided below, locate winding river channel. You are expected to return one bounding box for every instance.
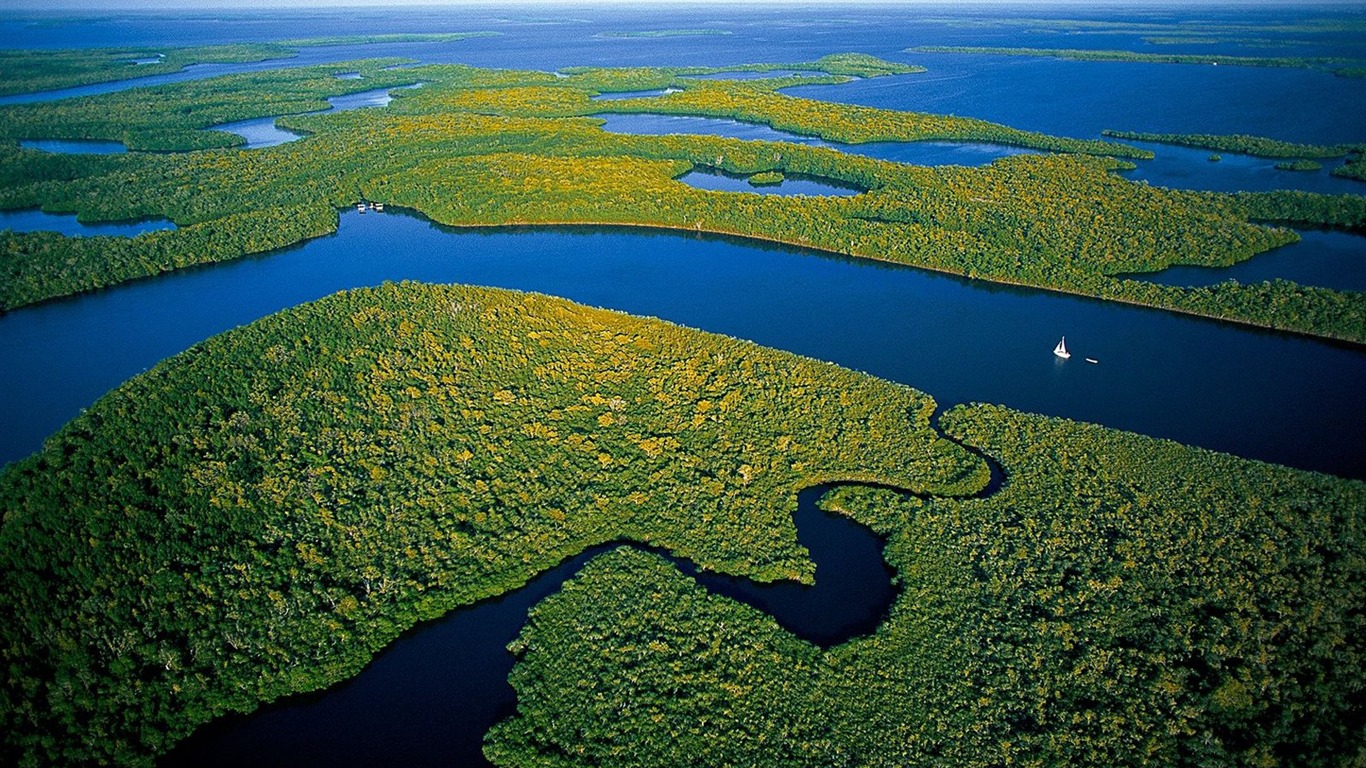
[4,208,1364,479]
[163,485,910,766]
[3,6,1364,764]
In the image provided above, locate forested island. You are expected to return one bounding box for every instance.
[1100,130,1365,180]
[1,50,1364,341]
[2,23,1366,767]
[1,283,1361,766]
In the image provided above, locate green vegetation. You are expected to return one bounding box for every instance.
[0,44,293,97]
[0,282,986,767]
[1,54,1364,342]
[0,59,419,152]
[747,170,784,186]
[1209,154,1222,162]
[1101,129,1356,160]
[1277,159,1324,172]
[595,30,732,38]
[0,34,496,97]
[1334,154,1366,181]
[587,77,1144,157]
[909,45,1366,77]
[488,403,1366,767]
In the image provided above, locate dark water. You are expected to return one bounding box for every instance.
[4,209,1363,480]
[1135,229,1366,293]
[0,206,175,236]
[163,486,893,767]
[1,7,1363,766]
[1119,141,1365,196]
[678,167,864,196]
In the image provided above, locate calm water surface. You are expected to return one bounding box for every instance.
[210,83,424,149]
[18,138,126,154]
[164,487,893,767]
[3,209,1362,480]
[1,7,1363,765]
[0,207,176,236]
[1136,229,1366,293]
[678,167,864,196]
[597,112,1029,167]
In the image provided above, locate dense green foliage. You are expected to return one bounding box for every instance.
[0,59,420,152]
[0,44,293,96]
[488,404,1366,767]
[1276,159,1325,172]
[1226,189,1366,230]
[0,282,986,767]
[2,54,1363,341]
[0,34,496,96]
[1333,153,1366,181]
[748,170,784,186]
[1101,129,1356,160]
[592,79,1146,157]
[910,45,1366,77]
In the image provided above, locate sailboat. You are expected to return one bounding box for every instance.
[1053,337,1071,359]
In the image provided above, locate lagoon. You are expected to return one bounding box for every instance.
[0,207,175,236]
[677,167,863,196]
[210,83,423,148]
[1134,229,1366,293]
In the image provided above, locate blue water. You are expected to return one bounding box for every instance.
[18,138,125,154]
[1121,141,1365,196]
[783,53,1366,148]
[210,84,422,148]
[4,209,1362,481]
[678,167,863,196]
[0,7,1364,767]
[1135,229,1366,293]
[597,113,1029,167]
[681,69,820,80]
[209,116,303,149]
[0,207,175,236]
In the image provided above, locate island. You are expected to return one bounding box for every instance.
[1,51,1363,342]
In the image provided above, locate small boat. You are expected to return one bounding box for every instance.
[374,203,384,212]
[356,203,366,213]
[1053,337,1071,360]
[1085,358,1098,364]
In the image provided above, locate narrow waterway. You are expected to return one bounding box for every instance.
[161,484,919,767]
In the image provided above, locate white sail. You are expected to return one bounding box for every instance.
[1053,337,1071,359]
